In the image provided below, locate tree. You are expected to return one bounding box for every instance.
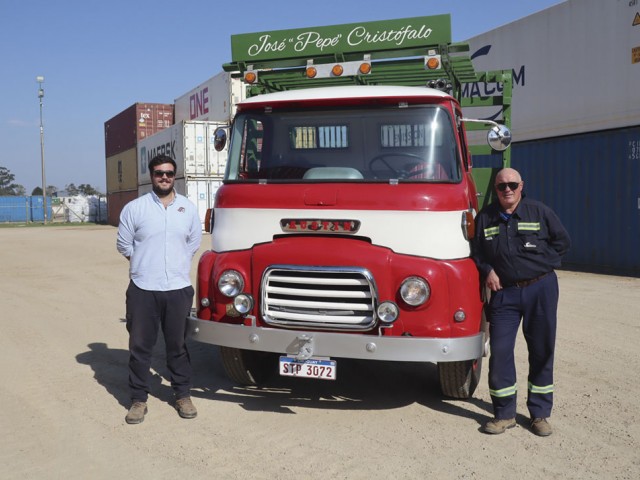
[64,183,102,196]
[77,183,102,196]
[0,165,26,196]
[65,183,79,196]
[31,185,57,196]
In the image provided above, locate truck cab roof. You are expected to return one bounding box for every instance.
[238,85,452,110]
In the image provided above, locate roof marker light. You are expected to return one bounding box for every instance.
[359,62,371,75]
[426,56,440,70]
[331,64,344,76]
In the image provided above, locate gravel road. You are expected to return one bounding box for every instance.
[1,225,638,480]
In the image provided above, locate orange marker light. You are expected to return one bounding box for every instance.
[306,66,317,78]
[331,64,344,76]
[244,72,257,84]
[359,63,371,74]
[426,57,440,70]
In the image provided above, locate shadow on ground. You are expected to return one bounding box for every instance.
[76,333,493,427]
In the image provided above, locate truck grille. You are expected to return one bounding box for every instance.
[261,265,377,331]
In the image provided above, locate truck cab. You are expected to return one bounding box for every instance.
[188,15,511,398]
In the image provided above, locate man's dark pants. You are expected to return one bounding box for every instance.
[125,281,194,403]
[488,272,558,420]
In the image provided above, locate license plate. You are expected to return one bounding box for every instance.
[279,356,337,381]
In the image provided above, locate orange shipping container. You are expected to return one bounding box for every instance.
[106,148,138,194]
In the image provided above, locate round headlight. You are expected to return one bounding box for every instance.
[377,301,399,324]
[218,270,244,297]
[233,294,254,316]
[400,277,430,306]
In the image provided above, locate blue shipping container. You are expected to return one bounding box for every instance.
[472,126,640,276]
[0,196,52,223]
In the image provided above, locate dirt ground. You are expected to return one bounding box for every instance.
[0,225,638,480]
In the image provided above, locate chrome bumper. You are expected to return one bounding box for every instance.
[187,316,484,362]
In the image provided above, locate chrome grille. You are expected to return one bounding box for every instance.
[261,266,377,330]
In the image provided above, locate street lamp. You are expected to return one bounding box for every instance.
[36,75,47,224]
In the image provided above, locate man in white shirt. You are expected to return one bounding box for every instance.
[117,154,202,424]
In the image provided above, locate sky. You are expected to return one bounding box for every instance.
[0,0,564,194]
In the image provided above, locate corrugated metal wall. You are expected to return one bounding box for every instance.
[0,196,52,223]
[473,126,640,276]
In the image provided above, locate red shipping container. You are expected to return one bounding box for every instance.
[107,189,138,227]
[104,103,174,157]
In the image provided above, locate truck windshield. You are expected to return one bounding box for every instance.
[226,105,461,183]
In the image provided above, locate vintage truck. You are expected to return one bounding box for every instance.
[187,14,512,398]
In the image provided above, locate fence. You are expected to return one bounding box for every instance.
[0,195,108,224]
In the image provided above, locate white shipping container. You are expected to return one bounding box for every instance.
[174,71,246,123]
[465,0,640,142]
[138,177,223,230]
[137,121,228,185]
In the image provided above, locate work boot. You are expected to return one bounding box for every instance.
[530,418,553,437]
[125,401,147,424]
[175,396,197,419]
[483,417,516,434]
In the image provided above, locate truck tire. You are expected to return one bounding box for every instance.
[437,358,482,399]
[438,308,488,399]
[219,347,276,385]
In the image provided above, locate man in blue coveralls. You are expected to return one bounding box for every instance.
[472,168,571,436]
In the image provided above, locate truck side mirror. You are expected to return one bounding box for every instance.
[487,125,512,152]
[213,128,227,152]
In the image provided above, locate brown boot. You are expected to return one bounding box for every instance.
[483,418,516,434]
[125,401,147,424]
[530,418,553,436]
[175,397,197,419]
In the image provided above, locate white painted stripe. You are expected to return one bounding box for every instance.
[212,208,470,259]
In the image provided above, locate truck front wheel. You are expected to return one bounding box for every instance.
[437,358,482,399]
[219,347,276,385]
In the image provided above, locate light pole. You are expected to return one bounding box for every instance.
[36,75,47,224]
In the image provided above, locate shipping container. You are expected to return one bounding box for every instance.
[107,189,138,227]
[465,0,640,142]
[106,147,138,193]
[174,72,245,123]
[104,103,174,157]
[138,177,223,229]
[472,126,640,276]
[137,121,228,183]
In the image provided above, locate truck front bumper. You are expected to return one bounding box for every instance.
[187,316,485,363]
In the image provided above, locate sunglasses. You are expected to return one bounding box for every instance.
[153,170,176,178]
[496,182,520,192]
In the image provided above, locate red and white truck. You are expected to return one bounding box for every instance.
[187,15,512,398]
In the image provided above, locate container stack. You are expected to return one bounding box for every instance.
[137,121,227,230]
[465,0,640,274]
[104,103,174,226]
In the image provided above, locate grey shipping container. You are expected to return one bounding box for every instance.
[104,103,174,157]
[472,126,640,276]
[466,0,640,142]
